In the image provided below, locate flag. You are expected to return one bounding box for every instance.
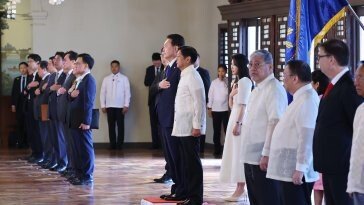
[285,0,349,63]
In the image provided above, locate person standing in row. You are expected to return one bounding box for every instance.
[347,61,364,205]
[144,53,164,149]
[242,49,287,205]
[219,54,252,203]
[313,39,363,205]
[267,60,319,205]
[100,60,131,150]
[207,64,229,158]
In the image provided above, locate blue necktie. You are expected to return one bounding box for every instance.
[165,65,171,78]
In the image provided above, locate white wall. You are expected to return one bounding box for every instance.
[30,0,228,143]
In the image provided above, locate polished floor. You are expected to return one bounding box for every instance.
[0,148,247,205]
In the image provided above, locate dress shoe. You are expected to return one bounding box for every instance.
[46,163,58,170]
[224,193,249,202]
[55,165,67,173]
[177,199,191,205]
[160,194,174,199]
[164,195,186,201]
[28,157,43,164]
[154,175,172,183]
[71,178,93,185]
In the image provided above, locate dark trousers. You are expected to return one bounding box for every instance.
[72,128,94,179]
[106,108,124,148]
[159,123,170,179]
[161,127,184,197]
[179,136,203,204]
[15,107,27,147]
[244,163,282,205]
[25,102,42,158]
[280,179,314,205]
[38,121,51,161]
[211,111,229,154]
[199,135,206,153]
[49,119,67,166]
[64,123,75,170]
[149,105,160,148]
[322,173,353,205]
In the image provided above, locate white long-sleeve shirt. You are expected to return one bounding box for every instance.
[207,78,229,112]
[242,73,287,165]
[347,102,364,194]
[266,84,319,182]
[100,73,131,108]
[172,65,206,137]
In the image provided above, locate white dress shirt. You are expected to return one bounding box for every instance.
[75,70,91,89]
[331,67,349,85]
[100,72,131,108]
[242,73,288,165]
[347,102,364,194]
[207,78,229,111]
[172,65,206,137]
[266,84,319,182]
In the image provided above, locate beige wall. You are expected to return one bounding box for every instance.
[30,0,228,143]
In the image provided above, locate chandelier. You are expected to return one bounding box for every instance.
[5,0,65,19]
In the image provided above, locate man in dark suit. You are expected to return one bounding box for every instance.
[11,62,28,148]
[144,52,164,149]
[33,61,51,165]
[68,53,96,185]
[24,54,42,163]
[48,52,68,172]
[57,50,78,177]
[313,39,363,205]
[194,54,211,154]
[156,34,186,201]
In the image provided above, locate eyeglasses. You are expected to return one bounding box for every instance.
[248,62,266,69]
[317,54,331,60]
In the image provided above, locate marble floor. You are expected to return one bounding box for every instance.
[0,148,248,205]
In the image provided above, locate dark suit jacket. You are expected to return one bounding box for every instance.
[155,61,180,128]
[33,75,50,120]
[69,73,96,129]
[144,64,164,106]
[196,67,211,104]
[11,75,26,111]
[313,72,363,174]
[57,73,76,123]
[48,72,66,120]
[24,73,42,112]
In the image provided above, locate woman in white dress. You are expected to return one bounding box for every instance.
[219,54,252,202]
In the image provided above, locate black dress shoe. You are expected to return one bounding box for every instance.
[164,196,186,201]
[154,175,172,183]
[28,157,43,164]
[160,194,174,199]
[46,163,58,170]
[71,178,93,185]
[56,166,67,173]
[177,199,191,205]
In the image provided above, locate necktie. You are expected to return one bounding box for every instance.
[55,72,59,83]
[21,76,25,93]
[165,65,171,78]
[323,83,334,98]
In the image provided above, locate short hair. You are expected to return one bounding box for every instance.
[65,50,78,61]
[54,51,65,59]
[49,56,55,61]
[28,54,41,63]
[19,62,28,67]
[232,53,250,82]
[318,39,349,66]
[250,49,273,65]
[110,60,120,66]
[178,46,198,64]
[286,60,312,83]
[312,69,329,95]
[78,53,95,69]
[152,53,161,61]
[39,61,48,70]
[167,34,185,48]
[218,64,228,73]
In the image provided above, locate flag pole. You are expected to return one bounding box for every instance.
[347,4,364,30]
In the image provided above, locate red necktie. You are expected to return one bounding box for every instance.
[323,83,334,98]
